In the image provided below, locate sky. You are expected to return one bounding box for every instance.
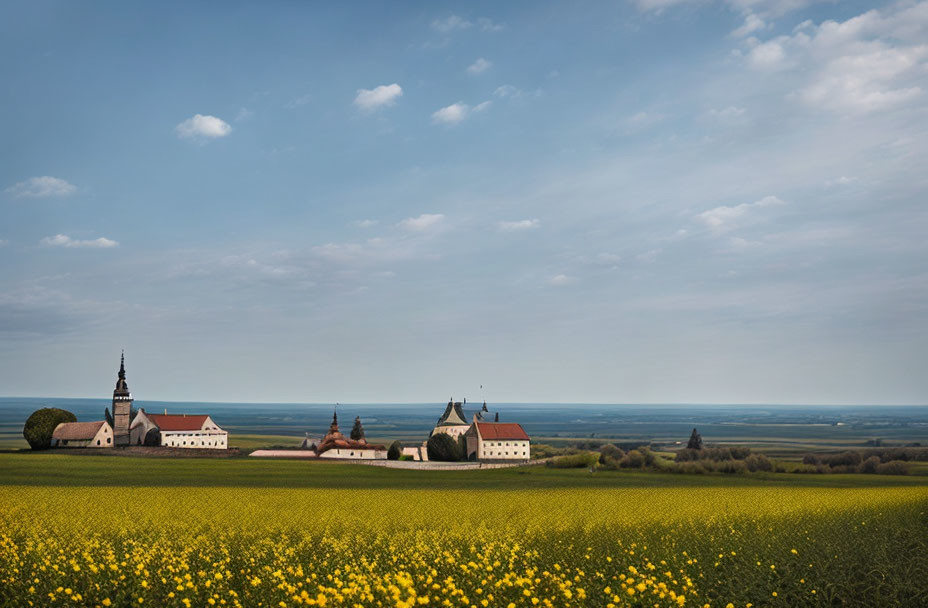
[1,0,926,405]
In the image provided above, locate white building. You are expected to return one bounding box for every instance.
[52,421,114,448]
[130,410,228,449]
[465,422,531,461]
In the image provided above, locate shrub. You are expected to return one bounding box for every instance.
[427,433,462,462]
[875,460,908,475]
[546,452,599,469]
[822,451,862,468]
[23,408,77,450]
[398,454,414,461]
[745,453,773,472]
[387,441,402,461]
[620,449,647,469]
[859,455,881,474]
[598,444,625,468]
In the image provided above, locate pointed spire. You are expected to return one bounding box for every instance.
[329,408,339,434]
[114,350,130,394]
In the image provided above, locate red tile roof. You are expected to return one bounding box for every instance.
[148,414,211,432]
[475,422,529,441]
[52,421,107,440]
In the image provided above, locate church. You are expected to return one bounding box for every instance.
[312,411,387,459]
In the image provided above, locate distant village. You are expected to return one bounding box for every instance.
[46,354,531,464]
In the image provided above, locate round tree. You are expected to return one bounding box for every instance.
[427,432,462,462]
[23,407,77,450]
[387,440,402,460]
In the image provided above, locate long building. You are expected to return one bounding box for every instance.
[465,421,531,461]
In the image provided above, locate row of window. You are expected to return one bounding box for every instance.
[485,451,528,457]
[165,439,225,447]
[484,441,526,447]
[60,437,112,446]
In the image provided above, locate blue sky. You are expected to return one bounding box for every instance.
[1,0,926,404]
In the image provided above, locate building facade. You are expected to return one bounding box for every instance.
[130,410,228,449]
[52,420,114,448]
[465,422,531,461]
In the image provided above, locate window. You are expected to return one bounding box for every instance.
[96,440,101,446]
[107,438,111,444]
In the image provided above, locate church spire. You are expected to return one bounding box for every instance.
[328,408,339,434]
[115,351,129,393]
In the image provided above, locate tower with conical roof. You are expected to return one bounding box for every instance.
[112,351,133,446]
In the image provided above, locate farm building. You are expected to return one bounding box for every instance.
[131,410,228,449]
[465,421,531,461]
[51,420,114,448]
[314,411,386,459]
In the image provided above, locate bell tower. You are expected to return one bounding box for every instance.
[112,351,133,446]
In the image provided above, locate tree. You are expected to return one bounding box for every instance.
[427,432,462,462]
[23,407,77,450]
[687,428,703,450]
[387,440,402,460]
[350,416,365,441]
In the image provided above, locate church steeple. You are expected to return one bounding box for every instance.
[111,351,133,446]
[115,350,130,394]
[328,409,339,434]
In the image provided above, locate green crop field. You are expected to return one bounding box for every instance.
[1,453,927,607]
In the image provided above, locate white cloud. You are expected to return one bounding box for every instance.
[706,106,747,122]
[498,219,540,232]
[431,15,472,32]
[40,234,119,249]
[732,13,766,38]
[432,102,469,124]
[473,101,492,112]
[0,239,7,247]
[354,219,379,228]
[476,18,505,32]
[467,58,492,75]
[234,107,253,122]
[635,248,662,262]
[285,93,312,109]
[175,114,231,139]
[494,85,519,98]
[696,195,786,231]
[549,274,577,286]
[622,111,668,134]
[430,15,503,33]
[742,4,928,113]
[353,84,403,112]
[5,176,77,198]
[825,176,858,187]
[399,213,445,231]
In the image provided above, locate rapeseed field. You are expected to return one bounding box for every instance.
[1,483,927,607]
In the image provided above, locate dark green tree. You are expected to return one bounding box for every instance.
[687,428,703,450]
[350,416,365,441]
[387,440,402,460]
[427,432,462,462]
[23,407,77,450]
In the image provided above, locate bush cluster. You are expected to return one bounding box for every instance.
[801,450,911,475]
[545,451,599,469]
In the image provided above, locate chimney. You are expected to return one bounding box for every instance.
[164,408,167,415]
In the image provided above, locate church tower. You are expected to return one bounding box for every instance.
[112,351,133,446]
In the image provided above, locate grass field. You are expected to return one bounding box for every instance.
[1,454,928,607]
